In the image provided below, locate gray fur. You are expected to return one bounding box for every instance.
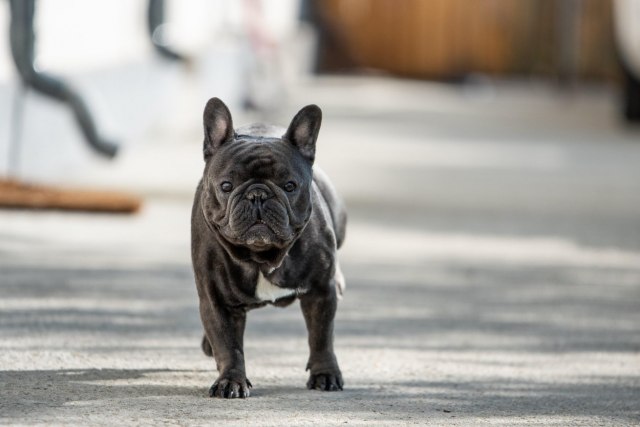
[191,98,346,398]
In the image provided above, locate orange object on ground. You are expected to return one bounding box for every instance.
[0,179,142,214]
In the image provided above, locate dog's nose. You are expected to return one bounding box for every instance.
[245,184,271,202]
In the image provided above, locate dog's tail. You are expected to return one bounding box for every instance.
[201,335,214,357]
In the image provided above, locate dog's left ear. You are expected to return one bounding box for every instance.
[203,97,234,159]
[284,104,322,164]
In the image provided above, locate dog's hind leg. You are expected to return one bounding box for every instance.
[201,334,213,357]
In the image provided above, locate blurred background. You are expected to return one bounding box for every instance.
[0,0,638,191]
[1,0,639,424]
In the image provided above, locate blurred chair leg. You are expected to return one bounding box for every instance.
[3,0,144,213]
[147,0,189,63]
[8,0,119,158]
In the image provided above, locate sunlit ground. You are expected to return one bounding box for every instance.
[1,77,639,425]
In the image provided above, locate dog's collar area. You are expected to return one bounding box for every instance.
[260,264,279,276]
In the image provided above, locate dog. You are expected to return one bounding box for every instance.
[191,98,347,398]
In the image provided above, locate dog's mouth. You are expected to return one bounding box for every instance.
[244,220,277,248]
[249,219,271,232]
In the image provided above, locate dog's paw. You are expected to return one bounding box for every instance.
[209,376,252,399]
[306,371,343,391]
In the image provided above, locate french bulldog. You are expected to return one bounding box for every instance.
[191,98,347,398]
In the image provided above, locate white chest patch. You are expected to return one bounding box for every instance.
[255,273,297,302]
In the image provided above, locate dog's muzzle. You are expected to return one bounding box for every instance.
[245,184,273,222]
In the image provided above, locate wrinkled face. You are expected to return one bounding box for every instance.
[199,98,322,259]
[203,137,313,251]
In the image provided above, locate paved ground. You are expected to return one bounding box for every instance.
[1,77,640,425]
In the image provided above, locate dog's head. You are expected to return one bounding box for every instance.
[199,98,321,266]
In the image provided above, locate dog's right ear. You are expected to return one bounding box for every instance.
[203,97,234,159]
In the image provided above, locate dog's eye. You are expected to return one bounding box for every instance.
[220,182,233,192]
[284,181,297,192]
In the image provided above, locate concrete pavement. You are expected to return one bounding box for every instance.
[1,77,639,425]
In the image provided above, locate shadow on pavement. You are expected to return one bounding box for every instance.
[1,368,637,423]
[1,240,639,423]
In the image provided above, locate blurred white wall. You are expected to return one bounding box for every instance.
[0,0,309,186]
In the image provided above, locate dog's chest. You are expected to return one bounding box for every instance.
[255,272,300,302]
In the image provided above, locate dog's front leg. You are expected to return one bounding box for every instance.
[300,285,343,391]
[199,298,252,398]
